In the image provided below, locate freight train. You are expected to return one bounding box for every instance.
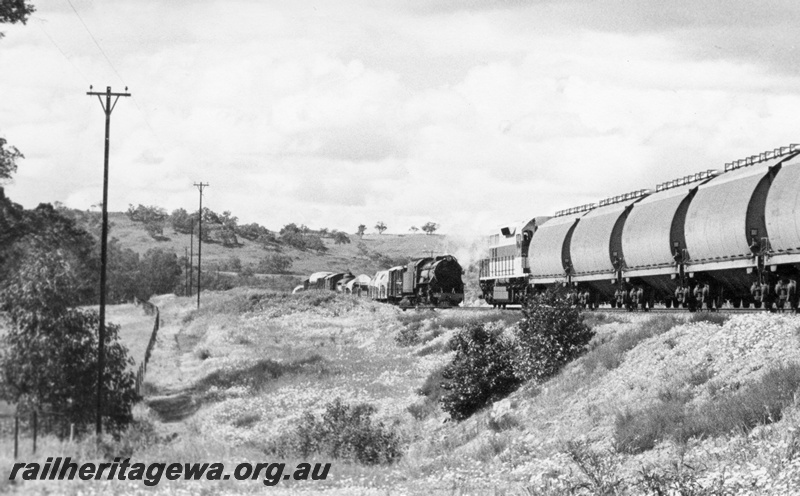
[295,255,465,308]
[479,143,800,312]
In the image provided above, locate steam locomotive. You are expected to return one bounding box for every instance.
[296,255,464,308]
[479,143,800,312]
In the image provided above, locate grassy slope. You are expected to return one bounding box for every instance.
[107,212,473,277]
[5,292,800,495]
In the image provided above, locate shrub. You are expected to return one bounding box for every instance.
[291,399,401,465]
[408,365,448,420]
[583,316,682,375]
[394,310,436,346]
[614,398,689,454]
[614,363,800,454]
[513,289,594,382]
[565,440,625,495]
[440,324,521,421]
[257,253,293,274]
[686,362,800,438]
[689,312,730,326]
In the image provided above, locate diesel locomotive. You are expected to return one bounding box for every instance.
[479,143,800,312]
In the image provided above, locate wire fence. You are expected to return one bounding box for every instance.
[133,299,160,396]
[1,299,162,457]
[0,411,73,458]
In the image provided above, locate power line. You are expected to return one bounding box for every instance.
[64,0,127,87]
[36,18,91,85]
[60,1,167,153]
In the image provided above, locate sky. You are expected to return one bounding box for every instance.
[2,0,800,236]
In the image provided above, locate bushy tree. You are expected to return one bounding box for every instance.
[409,226,419,233]
[0,247,138,434]
[106,239,141,303]
[0,137,23,181]
[356,224,366,238]
[257,253,293,274]
[0,0,35,39]
[421,222,439,235]
[513,289,594,382]
[440,324,521,421]
[236,222,273,242]
[332,231,350,245]
[138,248,182,298]
[217,226,239,247]
[1,203,98,305]
[374,221,387,234]
[169,208,195,234]
[126,204,167,240]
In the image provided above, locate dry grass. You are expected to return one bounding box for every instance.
[5,296,800,495]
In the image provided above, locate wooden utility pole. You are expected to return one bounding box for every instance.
[194,182,209,308]
[188,221,194,296]
[184,247,189,295]
[86,85,130,436]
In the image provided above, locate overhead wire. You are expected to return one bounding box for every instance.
[61,0,168,153]
[36,18,91,86]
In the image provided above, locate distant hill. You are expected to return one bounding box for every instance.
[84,212,486,297]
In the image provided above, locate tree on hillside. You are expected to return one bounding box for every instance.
[170,208,196,234]
[126,204,168,239]
[357,224,366,238]
[2,203,99,304]
[409,226,419,233]
[257,253,293,274]
[421,222,439,235]
[374,221,387,234]
[333,230,351,245]
[236,222,274,243]
[0,245,138,434]
[138,248,182,298]
[281,223,301,235]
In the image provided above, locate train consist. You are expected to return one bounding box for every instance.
[295,255,465,308]
[479,143,800,312]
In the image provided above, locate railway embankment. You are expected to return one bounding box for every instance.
[4,291,800,494]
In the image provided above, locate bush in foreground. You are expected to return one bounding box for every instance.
[440,324,521,421]
[288,399,401,465]
[0,248,138,434]
[513,289,594,382]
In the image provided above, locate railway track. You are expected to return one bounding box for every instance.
[450,305,796,314]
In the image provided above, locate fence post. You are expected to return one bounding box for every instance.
[14,415,18,459]
[32,411,37,455]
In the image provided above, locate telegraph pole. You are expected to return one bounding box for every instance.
[194,182,209,308]
[188,221,194,296]
[86,85,130,436]
[184,247,189,295]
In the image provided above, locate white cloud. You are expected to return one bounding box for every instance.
[4,0,800,238]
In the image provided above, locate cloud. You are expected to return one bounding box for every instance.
[4,0,800,239]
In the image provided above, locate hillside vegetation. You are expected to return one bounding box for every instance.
[60,208,484,300]
[5,291,800,495]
